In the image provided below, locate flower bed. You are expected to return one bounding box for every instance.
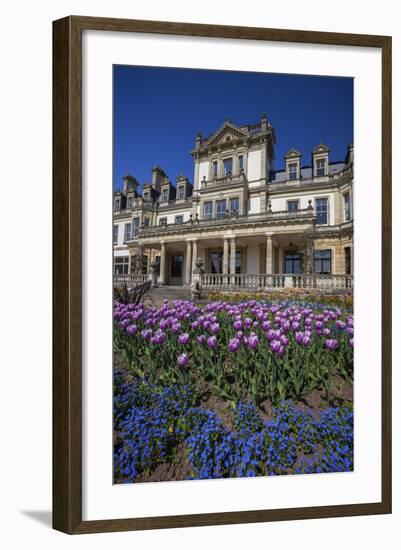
[114,376,353,482]
[114,299,353,405]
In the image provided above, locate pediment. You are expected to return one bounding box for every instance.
[313,143,330,154]
[203,122,249,147]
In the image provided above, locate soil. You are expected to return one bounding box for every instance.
[113,351,353,483]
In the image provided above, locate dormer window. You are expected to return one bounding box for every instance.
[312,144,330,177]
[223,158,233,176]
[316,159,326,177]
[284,149,301,182]
[114,198,120,212]
[212,161,218,177]
[143,192,149,201]
[126,196,133,209]
[288,163,298,180]
[177,186,185,200]
[161,188,169,203]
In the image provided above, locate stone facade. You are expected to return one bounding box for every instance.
[113,115,353,288]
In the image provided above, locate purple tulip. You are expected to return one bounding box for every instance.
[228,337,241,353]
[280,334,289,346]
[295,331,304,344]
[247,333,259,350]
[270,339,281,353]
[210,322,220,335]
[325,339,338,350]
[336,320,346,329]
[207,336,217,350]
[196,334,206,346]
[141,328,152,341]
[177,353,188,367]
[302,335,311,347]
[126,324,137,336]
[261,320,271,331]
[233,319,242,330]
[349,338,354,347]
[178,333,190,345]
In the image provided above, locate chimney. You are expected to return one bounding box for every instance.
[151,166,167,192]
[123,174,138,193]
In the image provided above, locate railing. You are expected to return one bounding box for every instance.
[139,208,316,236]
[201,172,246,190]
[201,273,353,290]
[113,273,149,286]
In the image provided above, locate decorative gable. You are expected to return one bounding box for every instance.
[203,121,249,148]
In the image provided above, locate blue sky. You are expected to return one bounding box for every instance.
[113,66,353,191]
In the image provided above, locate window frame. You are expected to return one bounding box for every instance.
[229,197,240,214]
[177,186,185,200]
[288,162,298,180]
[215,199,227,219]
[316,158,326,177]
[343,191,351,222]
[175,215,184,224]
[223,157,233,176]
[113,224,119,244]
[287,199,299,212]
[159,217,168,226]
[124,222,131,242]
[315,196,329,225]
[314,249,332,274]
[203,201,213,221]
[161,188,169,203]
[132,217,140,237]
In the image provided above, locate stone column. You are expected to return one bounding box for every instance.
[278,246,283,274]
[230,237,236,275]
[185,239,192,285]
[192,239,198,276]
[159,241,166,285]
[265,233,273,274]
[223,237,229,274]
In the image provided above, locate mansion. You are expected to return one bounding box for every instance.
[113,114,353,290]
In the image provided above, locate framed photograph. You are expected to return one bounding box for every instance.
[53,16,392,534]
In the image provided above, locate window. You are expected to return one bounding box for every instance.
[114,256,129,275]
[143,192,149,201]
[288,163,298,180]
[343,192,351,222]
[144,217,150,227]
[175,215,184,224]
[178,186,185,199]
[314,250,332,274]
[159,218,167,226]
[212,161,218,177]
[113,225,118,244]
[161,188,169,203]
[223,158,233,175]
[285,252,302,274]
[216,199,227,219]
[210,250,223,274]
[124,223,131,242]
[316,159,326,177]
[204,201,213,220]
[126,196,133,209]
[344,247,352,275]
[238,155,244,172]
[133,218,140,237]
[114,198,120,212]
[315,197,329,225]
[230,197,239,215]
[287,200,299,212]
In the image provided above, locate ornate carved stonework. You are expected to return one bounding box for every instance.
[304,228,316,275]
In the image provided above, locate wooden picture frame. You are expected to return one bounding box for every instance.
[53,15,392,534]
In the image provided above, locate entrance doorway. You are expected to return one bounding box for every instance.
[170,254,183,285]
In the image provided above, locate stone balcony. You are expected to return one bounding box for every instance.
[136,207,316,239]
